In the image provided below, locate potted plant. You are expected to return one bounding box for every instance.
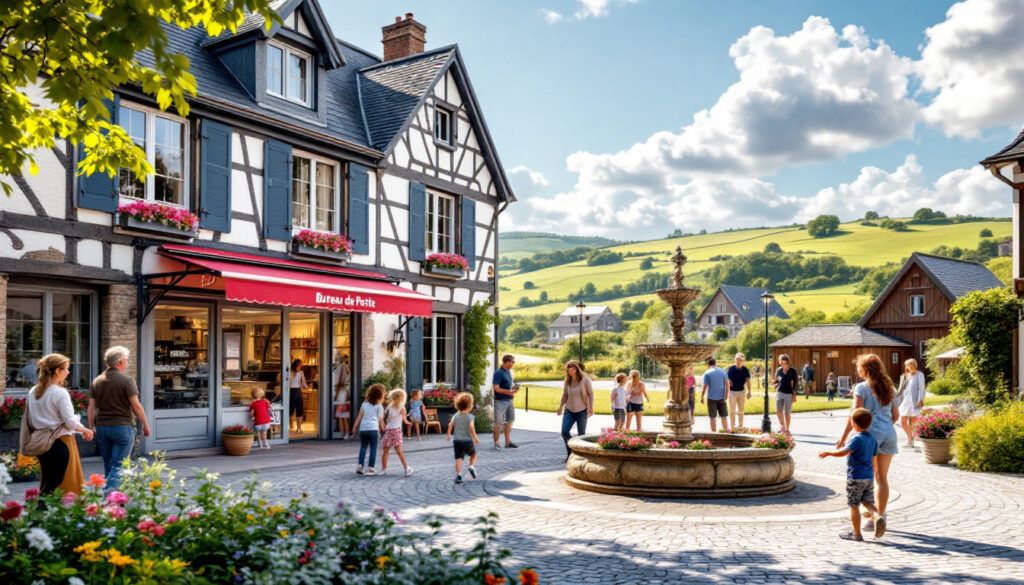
[0,450,40,482]
[0,396,25,430]
[291,229,353,262]
[222,424,256,456]
[115,200,199,239]
[423,383,458,429]
[915,408,964,464]
[422,253,469,279]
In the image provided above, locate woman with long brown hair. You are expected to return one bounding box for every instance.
[836,354,900,539]
[556,360,593,462]
[26,354,94,496]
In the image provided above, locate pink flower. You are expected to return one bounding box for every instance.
[24,488,40,501]
[105,505,127,520]
[105,491,128,506]
[166,514,178,524]
[187,508,203,519]
[85,503,100,517]
[63,492,76,507]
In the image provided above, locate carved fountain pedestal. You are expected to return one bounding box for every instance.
[564,247,795,498]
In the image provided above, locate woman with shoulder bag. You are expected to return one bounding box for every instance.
[22,354,94,497]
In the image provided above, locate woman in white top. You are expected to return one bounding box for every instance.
[288,358,309,434]
[26,354,94,496]
[898,358,927,447]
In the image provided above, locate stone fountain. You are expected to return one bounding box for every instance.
[564,247,795,498]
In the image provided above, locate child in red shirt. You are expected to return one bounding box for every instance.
[249,387,273,450]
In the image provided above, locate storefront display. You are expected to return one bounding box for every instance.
[4,287,94,393]
[153,305,210,410]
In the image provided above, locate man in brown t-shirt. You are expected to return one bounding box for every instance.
[88,346,150,491]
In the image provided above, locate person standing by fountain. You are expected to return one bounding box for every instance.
[685,366,697,424]
[727,353,752,430]
[774,354,799,432]
[611,373,628,431]
[701,358,730,432]
[557,361,594,462]
[836,354,899,539]
[624,370,649,431]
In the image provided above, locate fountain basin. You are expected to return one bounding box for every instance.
[565,432,795,498]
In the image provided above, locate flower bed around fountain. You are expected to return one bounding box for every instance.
[566,432,795,498]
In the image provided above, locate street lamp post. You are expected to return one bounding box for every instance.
[576,298,586,368]
[761,291,774,433]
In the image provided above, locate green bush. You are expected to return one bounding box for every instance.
[950,287,1023,404]
[954,402,1024,473]
[474,406,493,433]
[928,378,962,396]
[363,356,404,393]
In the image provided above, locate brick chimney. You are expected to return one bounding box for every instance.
[381,13,426,62]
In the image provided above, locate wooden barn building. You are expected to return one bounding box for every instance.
[771,253,1003,384]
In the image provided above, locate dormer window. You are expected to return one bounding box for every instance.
[267,41,311,106]
[434,106,454,147]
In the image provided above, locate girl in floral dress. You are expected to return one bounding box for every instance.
[379,389,413,477]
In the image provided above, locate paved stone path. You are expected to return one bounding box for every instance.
[7,410,1024,584]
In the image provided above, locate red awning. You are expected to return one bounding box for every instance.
[157,245,433,317]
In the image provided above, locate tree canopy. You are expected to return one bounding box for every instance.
[807,215,840,238]
[0,0,277,196]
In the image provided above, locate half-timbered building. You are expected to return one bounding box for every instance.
[0,4,513,452]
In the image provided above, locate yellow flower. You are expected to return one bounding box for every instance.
[376,555,389,570]
[74,540,103,562]
[246,514,254,521]
[307,529,315,536]
[279,530,289,538]
[266,505,285,515]
[148,480,162,490]
[99,549,136,567]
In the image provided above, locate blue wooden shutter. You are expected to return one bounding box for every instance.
[405,317,424,392]
[262,139,292,241]
[78,96,120,213]
[347,163,370,255]
[199,119,233,233]
[408,182,426,262]
[461,198,476,271]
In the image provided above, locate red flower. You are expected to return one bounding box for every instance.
[1,500,23,522]
[519,569,539,585]
[485,575,507,585]
[24,488,40,501]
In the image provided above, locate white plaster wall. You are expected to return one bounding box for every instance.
[109,243,133,274]
[381,174,409,206]
[78,240,104,268]
[452,288,470,305]
[392,142,410,168]
[244,136,265,169]
[0,147,69,218]
[221,219,261,247]
[381,243,404,267]
[230,169,253,213]
[0,230,60,258]
[77,209,110,226]
[369,312,399,374]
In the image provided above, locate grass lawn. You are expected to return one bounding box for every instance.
[511,385,964,417]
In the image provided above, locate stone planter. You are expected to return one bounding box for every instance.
[920,437,953,464]
[422,264,466,280]
[115,213,196,239]
[222,433,254,456]
[289,241,351,263]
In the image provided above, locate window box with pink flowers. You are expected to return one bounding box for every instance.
[290,230,352,263]
[114,201,199,239]
[422,253,468,279]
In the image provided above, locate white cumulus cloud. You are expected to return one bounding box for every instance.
[509,165,550,187]
[918,0,1024,138]
[540,9,564,24]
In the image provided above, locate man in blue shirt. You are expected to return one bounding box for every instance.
[491,354,520,450]
[700,358,730,432]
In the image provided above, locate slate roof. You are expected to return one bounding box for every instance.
[857,253,1004,326]
[771,325,911,348]
[549,306,615,329]
[358,47,457,151]
[706,285,790,323]
[980,124,1024,166]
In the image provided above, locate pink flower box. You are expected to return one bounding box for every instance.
[423,253,469,279]
[115,201,199,239]
[291,230,352,262]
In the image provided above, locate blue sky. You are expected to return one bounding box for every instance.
[328,1,1024,238]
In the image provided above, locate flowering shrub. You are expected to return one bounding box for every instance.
[222,424,255,436]
[423,384,457,407]
[0,458,531,584]
[914,408,967,440]
[69,390,89,413]
[425,253,469,271]
[0,452,39,482]
[293,229,353,254]
[687,439,714,450]
[718,427,762,435]
[596,429,652,451]
[752,432,794,449]
[118,200,198,232]
[0,396,25,428]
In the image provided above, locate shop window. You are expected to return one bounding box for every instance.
[330,316,352,437]
[153,305,210,410]
[220,306,284,404]
[422,314,456,385]
[291,154,338,232]
[424,190,455,254]
[117,103,188,206]
[5,289,94,393]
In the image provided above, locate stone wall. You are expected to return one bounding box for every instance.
[101,284,138,379]
[0,274,6,393]
[361,315,374,382]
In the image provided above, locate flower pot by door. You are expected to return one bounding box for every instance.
[920,437,952,464]
[223,433,254,456]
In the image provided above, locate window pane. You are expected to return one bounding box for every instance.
[439,196,453,253]
[220,306,283,429]
[292,157,311,229]
[51,293,92,391]
[153,305,210,410]
[315,162,335,232]
[118,107,146,198]
[5,290,44,391]
[426,193,436,252]
[422,317,433,385]
[288,52,308,102]
[154,118,185,206]
[267,45,284,94]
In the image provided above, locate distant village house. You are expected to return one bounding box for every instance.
[696,285,789,340]
[548,305,621,341]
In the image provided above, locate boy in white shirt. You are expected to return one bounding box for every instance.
[611,373,628,431]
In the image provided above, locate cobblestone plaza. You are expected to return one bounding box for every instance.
[9,409,1022,585]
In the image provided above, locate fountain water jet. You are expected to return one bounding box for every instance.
[564,247,795,498]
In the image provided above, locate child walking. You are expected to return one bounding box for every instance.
[611,373,628,431]
[826,371,837,402]
[248,388,272,450]
[380,389,414,477]
[818,407,883,541]
[353,383,386,475]
[334,384,351,439]
[446,392,479,484]
[406,389,425,440]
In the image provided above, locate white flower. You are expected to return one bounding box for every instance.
[0,463,11,496]
[26,527,54,552]
[69,578,85,585]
